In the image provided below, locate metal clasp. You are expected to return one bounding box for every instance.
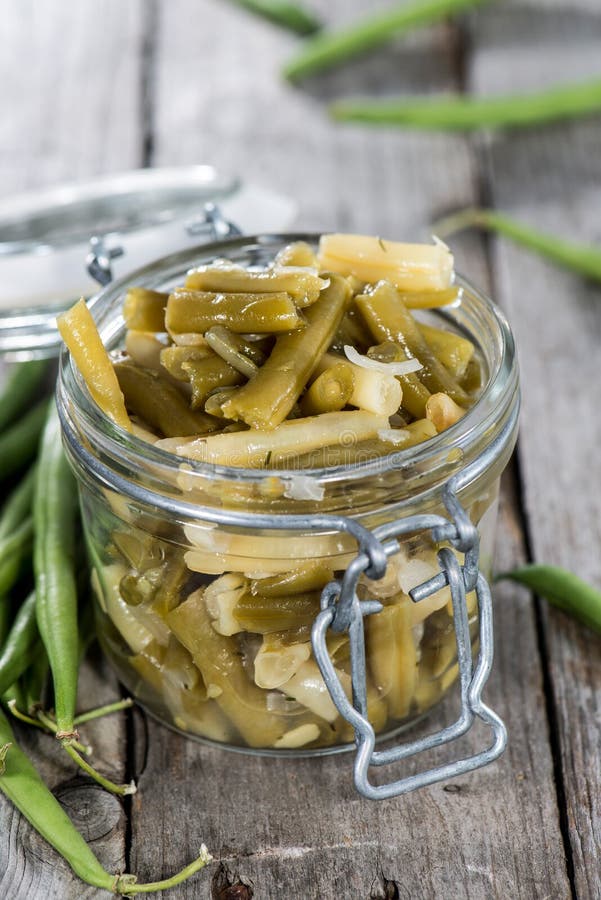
[311,476,507,800]
[86,203,241,286]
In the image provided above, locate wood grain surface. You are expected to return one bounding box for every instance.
[0,0,599,897]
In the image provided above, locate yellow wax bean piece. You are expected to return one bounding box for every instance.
[166,289,304,335]
[274,241,318,268]
[173,410,389,467]
[123,287,168,332]
[318,233,454,291]
[58,298,131,431]
[367,341,431,419]
[221,275,351,429]
[426,392,466,432]
[366,603,417,719]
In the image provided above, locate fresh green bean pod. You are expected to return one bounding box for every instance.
[356,282,468,403]
[331,76,601,131]
[181,356,245,410]
[436,207,601,284]
[123,288,168,332]
[0,517,33,596]
[33,407,79,738]
[300,363,354,416]
[497,565,601,634]
[284,0,485,80]
[232,0,321,35]
[0,708,212,893]
[0,465,36,541]
[0,398,48,481]
[0,360,49,433]
[0,592,38,696]
[21,647,49,714]
[367,341,432,419]
[233,592,321,633]
[115,363,220,437]
[222,274,351,428]
[166,289,304,336]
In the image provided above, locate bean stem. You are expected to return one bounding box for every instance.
[61,741,136,796]
[0,359,49,433]
[434,207,601,284]
[0,398,48,481]
[233,0,320,35]
[115,846,213,894]
[35,710,91,756]
[497,565,601,634]
[284,0,485,80]
[6,700,47,731]
[331,77,601,130]
[74,697,134,726]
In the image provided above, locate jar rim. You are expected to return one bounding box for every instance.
[58,232,519,515]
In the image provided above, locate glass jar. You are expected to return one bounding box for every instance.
[57,234,519,776]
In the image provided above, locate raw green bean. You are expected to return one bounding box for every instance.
[331,77,601,131]
[0,517,33,596]
[0,708,212,894]
[0,360,48,433]
[222,274,351,428]
[356,283,468,403]
[115,362,221,437]
[284,0,485,80]
[497,565,601,634]
[166,289,304,336]
[232,0,320,35]
[0,465,35,540]
[0,398,48,481]
[0,592,38,696]
[34,406,79,739]
[435,207,601,284]
[21,647,49,715]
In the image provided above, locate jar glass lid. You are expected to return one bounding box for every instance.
[0,165,296,358]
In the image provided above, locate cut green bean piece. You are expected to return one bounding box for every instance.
[115,363,220,437]
[418,323,474,379]
[0,398,48,481]
[0,360,49,433]
[205,326,263,377]
[160,344,213,380]
[497,565,601,634]
[331,77,601,131]
[251,562,334,598]
[284,0,485,80]
[232,0,321,35]
[182,356,245,410]
[123,288,168,332]
[233,592,321,633]
[204,387,238,419]
[274,241,318,268]
[185,264,326,306]
[356,282,468,404]
[166,289,304,336]
[222,274,351,428]
[435,207,601,284]
[300,363,354,416]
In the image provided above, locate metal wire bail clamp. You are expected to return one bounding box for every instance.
[311,472,508,801]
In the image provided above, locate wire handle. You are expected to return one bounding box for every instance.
[311,478,507,800]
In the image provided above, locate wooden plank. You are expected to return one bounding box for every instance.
[130,2,570,896]
[0,1,146,896]
[469,3,601,897]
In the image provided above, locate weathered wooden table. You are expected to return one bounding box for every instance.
[2,1,600,897]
